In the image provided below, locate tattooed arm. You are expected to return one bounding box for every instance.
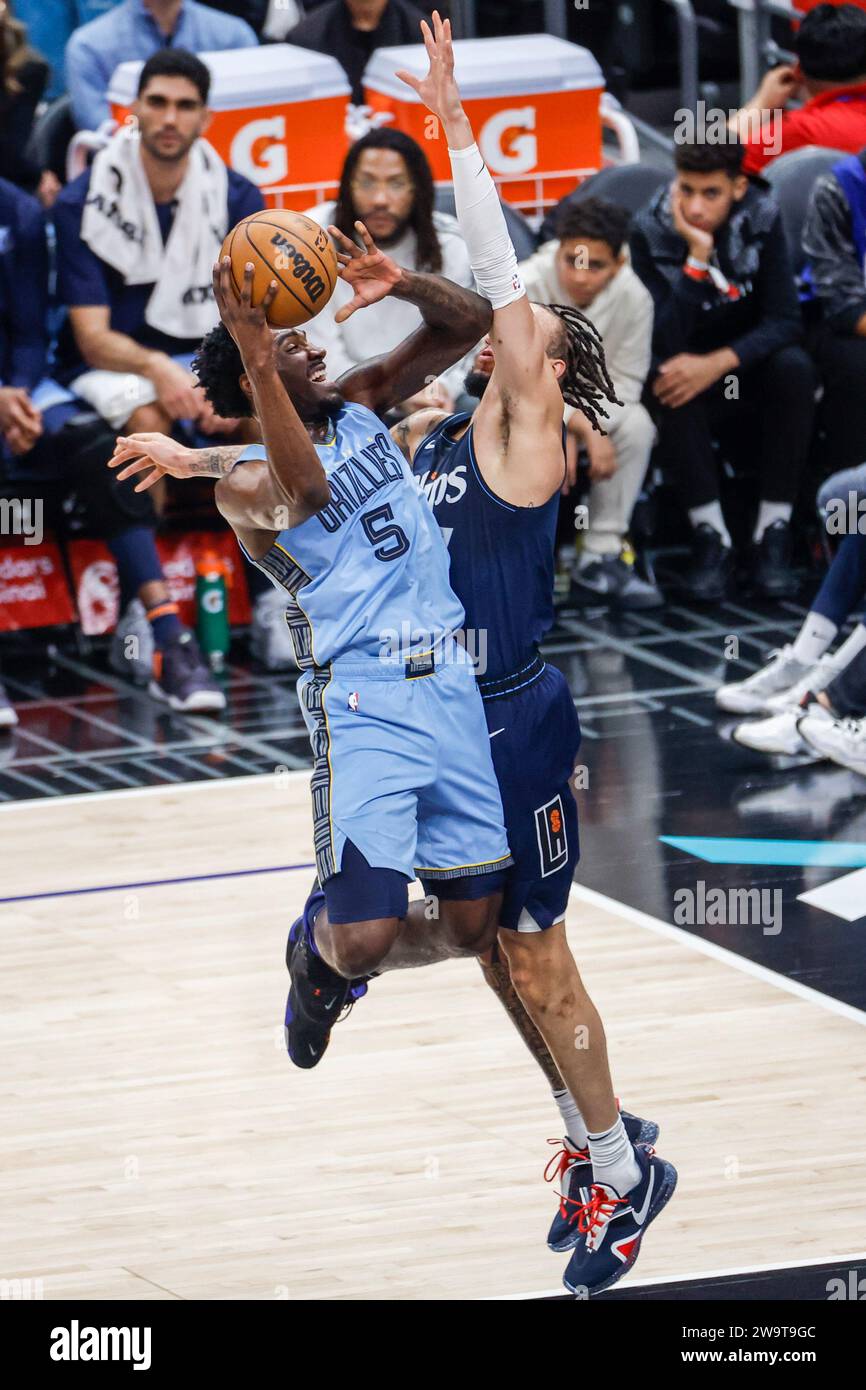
[109,434,249,487]
[337,266,492,417]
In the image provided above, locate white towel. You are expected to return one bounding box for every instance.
[80,125,229,340]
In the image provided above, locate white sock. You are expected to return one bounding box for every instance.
[553,1088,588,1150]
[791,611,838,666]
[753,500,792,542]
[689,501,731,548]
[587,1117,641,1195]
[829,622,866,672]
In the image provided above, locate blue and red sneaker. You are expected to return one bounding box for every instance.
[284,885,367,1070]
[545,1110,659,1252]
[562,1142,678,1295]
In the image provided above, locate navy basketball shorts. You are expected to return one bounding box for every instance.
[483,660,581,933]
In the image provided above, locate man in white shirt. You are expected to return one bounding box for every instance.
[519,197,660,610]
[306,127,473,410]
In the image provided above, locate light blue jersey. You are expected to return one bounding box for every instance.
[239,399,510,889]
[240,402,464,669]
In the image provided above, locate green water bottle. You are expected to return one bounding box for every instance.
[195,550,230,672]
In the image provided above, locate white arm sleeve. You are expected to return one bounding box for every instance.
[448,143,525,310]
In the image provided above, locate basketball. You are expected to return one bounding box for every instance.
[220,209,339,329]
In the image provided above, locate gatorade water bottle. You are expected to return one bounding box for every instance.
[195,551,230,671]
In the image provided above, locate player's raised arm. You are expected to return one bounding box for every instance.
[328,219,492,413]
[210,257,330,533]
[397,13,551,407]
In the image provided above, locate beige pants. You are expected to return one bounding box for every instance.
[584,402,656,558]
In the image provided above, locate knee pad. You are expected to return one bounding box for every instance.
[56,412,156,536]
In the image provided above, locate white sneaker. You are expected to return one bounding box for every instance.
[109,598,154,684]
[732,701,832,755]
[251,588,296,671]
[798,712,866,775]
[763,652,846,716]
[0,679,17,728]
[715,645,811,715]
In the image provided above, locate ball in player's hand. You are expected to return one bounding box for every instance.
[220,210,338,328]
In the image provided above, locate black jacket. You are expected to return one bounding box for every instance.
[630,182,803,370]
[288,0,428,103]
[802,167,866,334]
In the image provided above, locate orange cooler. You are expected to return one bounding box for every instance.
[363,35,604,209]
[108,44,351,209]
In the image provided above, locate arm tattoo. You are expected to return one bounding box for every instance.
[478,953,565,1091]
[392,270,492,338]
[187,445,247,478]
[391,419,412,459]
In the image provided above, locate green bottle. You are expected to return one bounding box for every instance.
[195,551,230,671]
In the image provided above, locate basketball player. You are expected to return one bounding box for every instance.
[387,12,679,1293]
[110,223,519,1071]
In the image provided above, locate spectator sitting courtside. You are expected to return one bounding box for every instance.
[289,0,427,106]
[630,137,813,603]
[730,2,866,176]
[803,143,866,470]
[52,48,265,709]
[0,1,59,205]
[65,0,258,132]
[304,127,473,412]
[518,197,660,611]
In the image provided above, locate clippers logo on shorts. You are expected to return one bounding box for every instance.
[535,794,568,878]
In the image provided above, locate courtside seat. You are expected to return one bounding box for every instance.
[761,145,846,274]
[539,164,671,243]
[433,185,538,260]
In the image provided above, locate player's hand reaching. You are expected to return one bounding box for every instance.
[108,432,199,492]
[329,221,403,322]
[397,11,463,128]
[212,257,279,373]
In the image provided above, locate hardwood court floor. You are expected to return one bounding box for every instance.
[1,773,865,1301]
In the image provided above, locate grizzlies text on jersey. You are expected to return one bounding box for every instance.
[238,400,511,898]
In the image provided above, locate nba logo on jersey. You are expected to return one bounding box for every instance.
[348,691,360,711]
[535,794,569,877]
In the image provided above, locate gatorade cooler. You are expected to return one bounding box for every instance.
[362,35,604,211]
[107,45,351,209]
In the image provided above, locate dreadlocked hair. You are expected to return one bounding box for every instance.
[545,302,622,433]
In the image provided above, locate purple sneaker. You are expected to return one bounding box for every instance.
[149,632,226,712]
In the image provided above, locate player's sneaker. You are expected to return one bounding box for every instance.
[108,598,153,684]
[562,1143,678,1295]
[148,631,226,712]
[545,1110,660,1253]
[250,588,296,671]
[284,886,368,1070]
[715,644,810,715]
[732,700,831,756]
[798,711,866,776]
[0,680,17,729]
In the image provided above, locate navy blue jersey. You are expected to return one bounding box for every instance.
[412,412,560,683]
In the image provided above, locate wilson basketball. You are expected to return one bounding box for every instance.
[220,209,339,329]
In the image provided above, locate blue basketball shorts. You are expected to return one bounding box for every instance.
[296,646,512,908]
[482,660,581,932]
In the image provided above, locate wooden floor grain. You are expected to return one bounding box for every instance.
[2,775,864,1300]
